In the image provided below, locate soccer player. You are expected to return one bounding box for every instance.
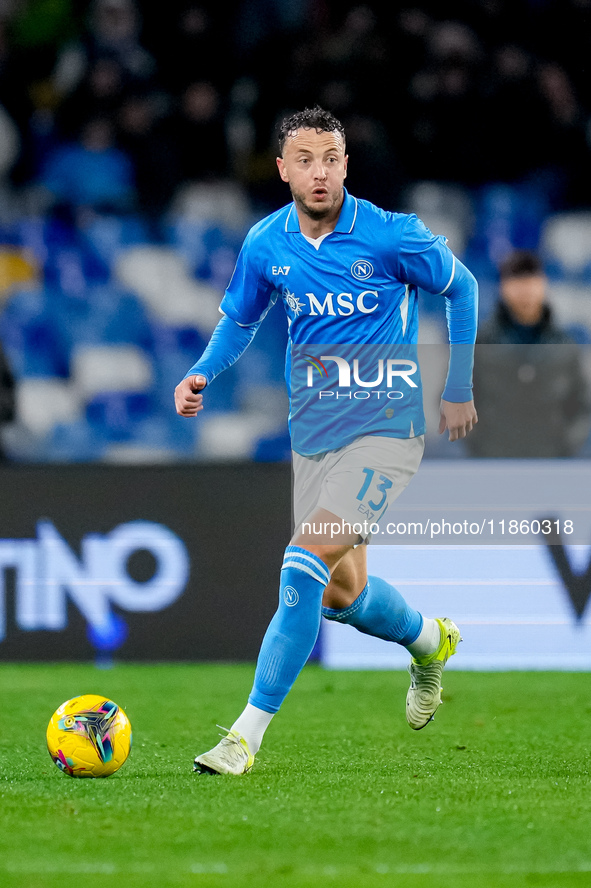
[175,106,478,775]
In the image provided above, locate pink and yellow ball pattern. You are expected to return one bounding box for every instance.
[46,695,132,778]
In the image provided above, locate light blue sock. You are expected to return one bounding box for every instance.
[249,545,331,714]
[322,575,422,645]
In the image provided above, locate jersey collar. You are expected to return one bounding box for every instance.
[285,188,358,234]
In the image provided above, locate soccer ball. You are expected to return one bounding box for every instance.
[46,695,132,778]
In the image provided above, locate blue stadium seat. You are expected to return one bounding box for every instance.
[253,429,291,462]
[565,323,591,345]
[0,287,69,378]
[465,183,549,279]
[85,391,156,443]
[79,213,151,270]
[165,219,208,273]
[55,285,156,355]
[542,213,591,283]
[166,218,243,282]
[240,300,287,378]
[47,418,107,462]
[137,412,199,455]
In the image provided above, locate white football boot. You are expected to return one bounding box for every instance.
[406,617,461,730]
[193,729,255,775]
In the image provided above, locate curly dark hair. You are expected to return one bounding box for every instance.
[499,250,544,280]
[278,105,346,155]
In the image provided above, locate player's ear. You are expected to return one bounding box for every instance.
[277,156,289,182]
[343,154,348,179]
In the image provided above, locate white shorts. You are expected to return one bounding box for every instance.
[292,434,425,542]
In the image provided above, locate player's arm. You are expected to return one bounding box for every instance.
[174,313,260,416]
[175,224,276,417]
[395,215,479,441]
[439,256,479,441]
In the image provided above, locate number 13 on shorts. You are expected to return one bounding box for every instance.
[356,467,393,518]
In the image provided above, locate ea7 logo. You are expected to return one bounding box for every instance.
[272,265,290,275]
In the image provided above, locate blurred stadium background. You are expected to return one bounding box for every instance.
[2,8,591,882]
[1,0,591,667]
[0,0,590,463]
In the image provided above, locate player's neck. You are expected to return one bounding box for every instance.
[296,196,344,239]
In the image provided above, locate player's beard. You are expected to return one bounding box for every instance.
[290,184,344,222]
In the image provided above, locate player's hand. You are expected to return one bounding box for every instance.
[438,399,478,442]
[174,375,207,417]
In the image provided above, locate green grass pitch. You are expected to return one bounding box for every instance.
[1,664,591,888]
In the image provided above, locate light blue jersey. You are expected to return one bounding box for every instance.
[192,189,478,456]
[221,189,455,343]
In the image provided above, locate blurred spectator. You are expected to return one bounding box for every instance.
[316,6,390,118]
[405,20,486,184]
[0,102,20,180]
[389,7,431,80]
[56,56,128,139]
[536,0,591,112]
[0,18,35,138]
[117,92,180,217]
[466,250,591,457]
[535,61,590,207]
[0,338,15,461]
[480,44,548,185]
[339,112,402,207]
[8,0,81,84]
[171,81,229,182]
[39,117,135,213]
[147,4,230,95]
[53,0,155,99]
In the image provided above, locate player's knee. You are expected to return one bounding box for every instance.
[322,574,365,609]
[322,581,350,609]
[294,542,350,571]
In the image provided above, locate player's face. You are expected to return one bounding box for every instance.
[277,128,348,223]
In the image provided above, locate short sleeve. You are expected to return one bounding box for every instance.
[396,214,455,295]
[220,231,277,326]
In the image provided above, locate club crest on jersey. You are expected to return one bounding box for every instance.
[351,259,374,281]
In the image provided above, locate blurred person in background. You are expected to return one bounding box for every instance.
[117,90,180,218]
[39,116,135,214]
[0,337,15,461]
[151,4,230,95]
[56,55,128,140]
[52,0,154,100]
[172,81,229,182]
[466,250,591,457]
[403,20,486,185]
